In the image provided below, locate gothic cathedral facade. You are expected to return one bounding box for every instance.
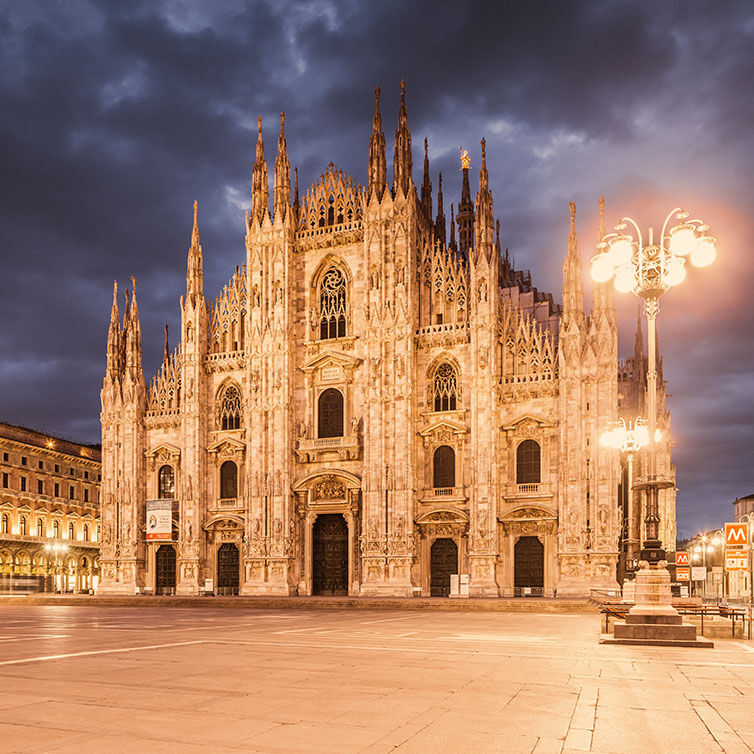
[99,83,676,598]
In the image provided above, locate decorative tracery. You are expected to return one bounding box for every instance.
[319,267,347,339]
[218,384,242,430]
[433,363,458,412]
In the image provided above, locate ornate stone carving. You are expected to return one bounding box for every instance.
[313,475,347,500]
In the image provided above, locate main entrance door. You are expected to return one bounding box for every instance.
[313,514,348,596]
[514,536,544,593]
[217,543,239,595]
[155,545,176,595]
[430,538,458,597]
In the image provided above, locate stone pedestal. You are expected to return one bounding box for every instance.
[621,579,636,603]
[601,561,713,647]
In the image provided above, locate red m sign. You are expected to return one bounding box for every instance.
[725,523,748,547]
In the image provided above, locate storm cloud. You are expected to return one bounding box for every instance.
[1,0,752,536]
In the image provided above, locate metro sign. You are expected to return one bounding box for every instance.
[676,566,690,581]
[725,523,748,547]
[725,550,748,572]
[676,552,690,567]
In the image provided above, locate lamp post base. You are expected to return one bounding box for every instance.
[609,560,710,646]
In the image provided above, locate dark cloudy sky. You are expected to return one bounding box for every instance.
[1,0,752,537]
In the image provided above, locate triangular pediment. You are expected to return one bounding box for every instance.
[300,350,362,374]
[207,437,246,454]
[418,419,466,438]
[501,414,555,432]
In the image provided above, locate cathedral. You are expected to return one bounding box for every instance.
[98,82,676,598]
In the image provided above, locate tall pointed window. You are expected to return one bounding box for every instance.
[516,440,541,484]
[20,517,27,536]
[218,384,242,430]
[433,446,455,489]
[220,461,238,499]
[433,363,458,412]
[158,465,175,499]
[37,518,44,537]
[318,388,344,438]
[318,267,347,339]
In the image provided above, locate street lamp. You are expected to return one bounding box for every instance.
[592,207,716,626]
[601,417,650,577]
[44,542,68,593]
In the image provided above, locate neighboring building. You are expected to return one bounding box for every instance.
[734,493,754,520]
[99,82,675,598]
[0,422,101,592]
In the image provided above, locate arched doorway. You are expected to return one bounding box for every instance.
[430,538,458,597]
[155,545,176,595]
[313,514,348,595]
[514,536,544,593]
[217,543,239,596]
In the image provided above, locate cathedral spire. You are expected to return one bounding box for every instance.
[457,147,474,254]
[251,115,269,224]
[106,280,121,379]
[592,195,614,315]
[421,137,432,218]
[273,110,291,222]
[435,172,446,248]
[368,86,387,200]
[392,79,413,197]
[186,200,204,303]
[125,276,144,382]
[163,323,169,364]
[562,201,585,324]
[474,137,494,258]
[449,202,456,251]
[293,166,300,221]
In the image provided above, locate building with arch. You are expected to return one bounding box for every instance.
[0,422,101,592]
[99,83,675,597]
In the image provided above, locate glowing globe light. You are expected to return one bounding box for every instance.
[691,235,717,267]
[668,224,697,256]
[654,429,663,442]
[667,256,686,286]
[591,253,614,283]
[609,237,633,267]
[614,265,634,293]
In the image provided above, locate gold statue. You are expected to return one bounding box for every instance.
[459,147,470,170]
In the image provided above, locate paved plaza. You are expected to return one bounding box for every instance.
[0,605,753,753]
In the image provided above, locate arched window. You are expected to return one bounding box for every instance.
[433,445,456,489]
[53,520,60,538]
[220,461,237,499]
[218,385,242,430]
[83,524,89,541]
[158,465,175,499]
[68,522,75,539]
[20,517,27,536]
[37,518,44,537]
[318,388,344,438]
[516,439,541,484]
[433,363,458,412]
[318,267,347,340]
[2,513,8,533]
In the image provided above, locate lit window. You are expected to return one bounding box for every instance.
[158,465,175,499]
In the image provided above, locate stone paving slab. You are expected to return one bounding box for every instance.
[0,605,752,752]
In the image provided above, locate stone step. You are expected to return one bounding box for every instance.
[0,594,596,613]
[600,634,714,648]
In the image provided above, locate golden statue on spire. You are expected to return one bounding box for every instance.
[459,146,470,170]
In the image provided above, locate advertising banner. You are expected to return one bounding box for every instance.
[146,499,173,541]
[676,567,690,581]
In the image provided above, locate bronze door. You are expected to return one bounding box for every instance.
[313,514,348,596]
[514,536,544,589]
[430,538,458,597]
[217,543,239,595]
[155,545,176,595]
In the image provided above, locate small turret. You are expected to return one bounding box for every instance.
[449,202,457,251]
[186,201,204,304]
[251,116,269,224]
[125,276,144,385]
[592,195,614,316]
[368,86,387,200]
[421,137,432,218]
[392,79,413,197]
[105,280,121,381]
[163,323,169,364]
[474,138,494,259]
[273,111,291,222]
[457,148,474,254]
[435,172,446,248]
[293,166,300,222]
[562,201,585,326]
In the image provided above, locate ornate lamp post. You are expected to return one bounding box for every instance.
[592,208,716,634]
[601,417,650,579]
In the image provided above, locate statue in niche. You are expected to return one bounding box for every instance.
[297,420,308,439]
